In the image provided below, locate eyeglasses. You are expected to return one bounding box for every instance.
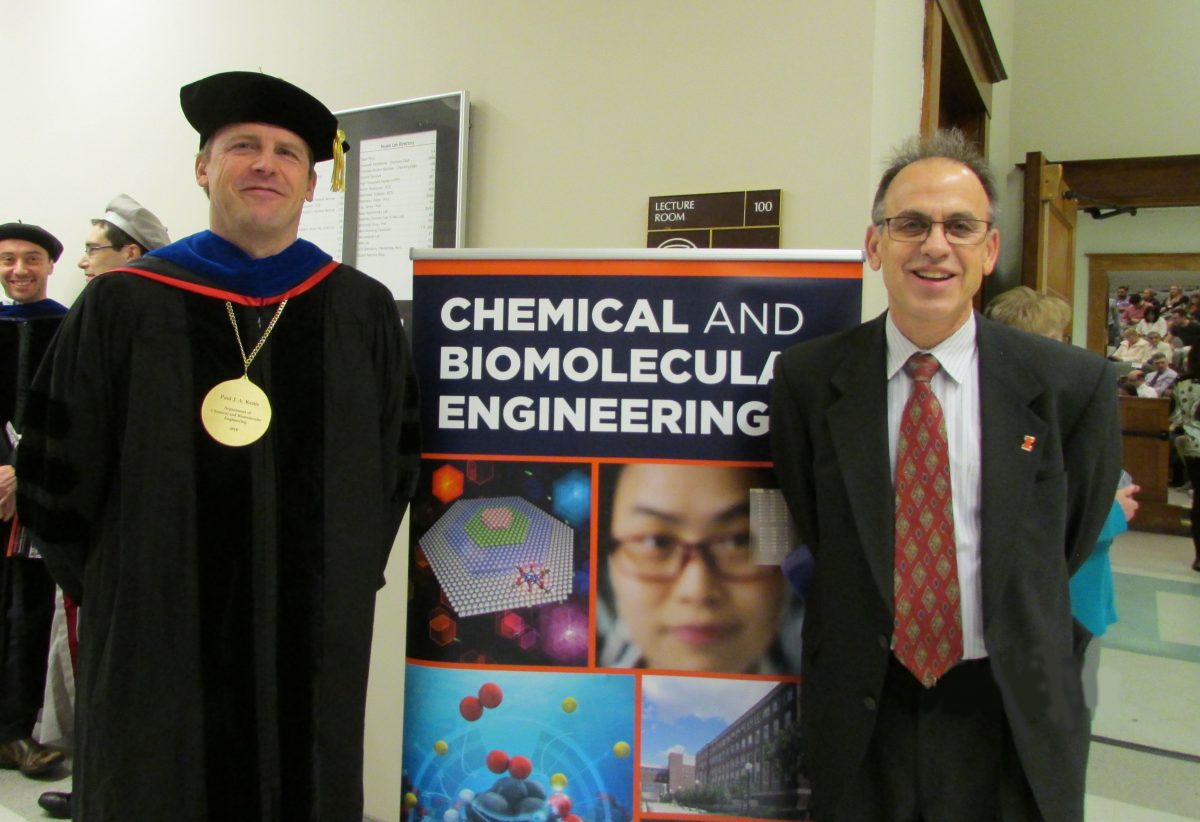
[609,531,775,581]
[879,216,993,245]
[83,244,114,256]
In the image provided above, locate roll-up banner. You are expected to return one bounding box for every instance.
[403,249,862,822]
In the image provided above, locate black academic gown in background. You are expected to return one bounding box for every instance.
[0,305,65,742]
[17,260,420,822]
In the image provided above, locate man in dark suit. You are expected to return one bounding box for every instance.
[770,130,1120,822]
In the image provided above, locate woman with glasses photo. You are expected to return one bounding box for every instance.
[596,462,802,673]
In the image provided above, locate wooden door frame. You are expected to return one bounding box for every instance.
[1086,253,1200,356]
[921,0,1006,137]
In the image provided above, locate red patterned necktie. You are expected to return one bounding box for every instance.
[893,352,962,688]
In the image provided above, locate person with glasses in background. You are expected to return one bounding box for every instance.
[77,194,170,282]
[34,202,169,818]
[771,130,1120,821]
[597,462,801,673]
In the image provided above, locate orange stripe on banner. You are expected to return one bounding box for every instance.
[413,258,861,279]
[403,658,614,676]
[403,657,801,683]
[421,453,595,464]
[631,668,801,684]
[592,457,774,469]
[422,453,774,468]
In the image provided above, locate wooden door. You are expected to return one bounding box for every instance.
[1022,152,1079,335]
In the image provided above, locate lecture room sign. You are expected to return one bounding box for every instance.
[646,188,780,249]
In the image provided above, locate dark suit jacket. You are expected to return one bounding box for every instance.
[769,312,1120,822]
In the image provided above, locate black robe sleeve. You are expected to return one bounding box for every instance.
[17,286,123,603]
[371,288,422,586]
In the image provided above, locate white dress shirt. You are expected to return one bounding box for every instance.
[885,313,986,659]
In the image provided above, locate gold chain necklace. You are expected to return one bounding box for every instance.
[225,299,288,375]
[199,299,289,447]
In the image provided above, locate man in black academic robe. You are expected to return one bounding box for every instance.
[0,223,69,778]
[17,73,420,821]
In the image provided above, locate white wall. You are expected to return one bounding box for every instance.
[3,1,889,308]
[1005,0,1200,340]
[3,3,946,819]
[863,1,930,320]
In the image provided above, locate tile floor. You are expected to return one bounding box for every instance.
[0,527,1197,820]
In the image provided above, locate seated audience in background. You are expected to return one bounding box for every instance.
[1140,287,1161,314]
[1189,293,1200,319]
[1145,330,1173,361]
[984,285,1137,717]
[1163,285,1188,313]
[1113,285,1131,312]
[1120,369,1158,398]
[1106,296,1123,348]
[1112,328,1152,364]
[1136,305,1168,339]
[1169,309,1200,348]
[1144,352,1179,397]
[1171,345,1200,572]
[1121,292,1146,326]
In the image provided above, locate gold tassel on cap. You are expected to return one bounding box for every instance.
[330,128,347,193]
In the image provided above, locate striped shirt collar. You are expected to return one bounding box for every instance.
[885,311,977,384]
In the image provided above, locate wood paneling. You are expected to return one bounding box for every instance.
[1120,396,1187,535]
[1061,155,1200,210]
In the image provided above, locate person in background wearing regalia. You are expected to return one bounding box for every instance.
[0,223,68,779]
[35,194,170,820]
[76,193,171,283]
[17,72,421,821]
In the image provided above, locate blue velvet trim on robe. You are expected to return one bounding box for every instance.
[0,299,68,321]
[148,231,332,299]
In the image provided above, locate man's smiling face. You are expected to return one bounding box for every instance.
[195,122,316,257]
[0,239,53,303]
[866,157,999,349]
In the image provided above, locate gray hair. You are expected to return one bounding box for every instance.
[871,129,998,224]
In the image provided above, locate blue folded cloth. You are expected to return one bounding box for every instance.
[782,545,815,598]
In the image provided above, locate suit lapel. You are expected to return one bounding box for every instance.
[977,319,1049,628]
[827,316,895,604]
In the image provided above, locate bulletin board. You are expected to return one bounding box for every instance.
[298,91,469,300]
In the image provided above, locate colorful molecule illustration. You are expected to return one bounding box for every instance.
[419,497,574,617]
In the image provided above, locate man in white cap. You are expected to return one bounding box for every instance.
[17,72,421,821]
[35,206,167,819]
[35,196,167,818]
[77,194,170,282]
[33,196,166,820]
